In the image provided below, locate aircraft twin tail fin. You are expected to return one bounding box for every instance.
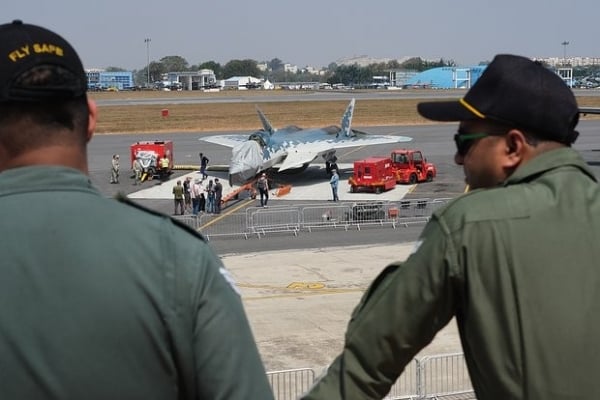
[256,106,275,135]
[340,98,355,138]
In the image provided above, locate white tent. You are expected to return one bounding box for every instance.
[263,79,274,90]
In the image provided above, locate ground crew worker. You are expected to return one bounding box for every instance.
[257,172,269,207]
[0,20,274,400]
[329,169,339,202]
[132,156,142,185]
[110,154,119,183]
[160,153,170,179]
[302,54,600,400]
[199,152,209,180]
[173,180,185,215]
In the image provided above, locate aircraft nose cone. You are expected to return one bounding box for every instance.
[229,140,263,184]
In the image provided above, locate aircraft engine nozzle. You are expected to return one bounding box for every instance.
[229,140,263,185]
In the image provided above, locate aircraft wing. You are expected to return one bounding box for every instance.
[200,134,249,148]
[328,132,412,149]
[277,149,322,171]
[276,133,412,172]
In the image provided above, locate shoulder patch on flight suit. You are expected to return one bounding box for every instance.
[410,240,424,256]
[115,192,207,242]
[219,267,241,295]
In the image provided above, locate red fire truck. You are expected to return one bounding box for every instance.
[130,140,174,180]
[348,156,397,194]
[390,149,436,184]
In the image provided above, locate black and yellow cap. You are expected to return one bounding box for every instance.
[0,20,87,102]
[417,54,580,144]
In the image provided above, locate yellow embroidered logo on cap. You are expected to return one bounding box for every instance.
[8,43,64,62]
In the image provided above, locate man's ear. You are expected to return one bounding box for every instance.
[504,129,527,167]
[86,98,98,143]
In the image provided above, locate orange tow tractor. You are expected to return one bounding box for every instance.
[390,149,437,184]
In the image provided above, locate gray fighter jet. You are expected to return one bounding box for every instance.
[200,99,412,184]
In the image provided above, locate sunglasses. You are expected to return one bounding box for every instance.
[453,131,490,156]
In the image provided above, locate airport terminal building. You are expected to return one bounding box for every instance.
[86,70,134,91]
[401,66,487,89]
[399,64,573,89]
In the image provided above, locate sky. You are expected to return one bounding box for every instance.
[6,0,599,71]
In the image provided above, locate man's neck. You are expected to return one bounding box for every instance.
[0,145,89,174]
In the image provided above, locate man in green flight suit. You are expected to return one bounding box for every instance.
[0,20,274,400]
[302,54,600,399]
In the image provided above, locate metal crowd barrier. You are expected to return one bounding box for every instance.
[417,353,474,399]
[247,206,302,237]
[384,358,419,399]
[266,352,475,400]
[266,368,315,400]
[171,198,452,240]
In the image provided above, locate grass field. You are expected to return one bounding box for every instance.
[90,90,600,134]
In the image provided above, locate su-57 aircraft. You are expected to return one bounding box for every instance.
[200,99,412,185]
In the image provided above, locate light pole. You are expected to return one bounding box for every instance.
[561,41,569,66]
[144,38,151,87]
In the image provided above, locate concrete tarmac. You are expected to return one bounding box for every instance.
[127,163,413,202]
[222,243,462,372]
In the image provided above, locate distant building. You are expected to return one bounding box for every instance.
[284,63,298,73]
[402,62,572,90]
[404,66,487,89]
[303,66,327,76]
[535,56,600,67]
[388,70,418,87]
[166,69,217,90]
[86,70,134,90]
[220,76,263,90]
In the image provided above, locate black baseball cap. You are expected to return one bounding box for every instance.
[417,54,579,144]
[0,19,87,102]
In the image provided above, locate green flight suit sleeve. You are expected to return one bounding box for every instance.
[115,198,275,399]
[189,245,275,400]
[302,217,457,399]
[157,216,274,400]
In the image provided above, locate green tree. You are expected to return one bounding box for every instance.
[160,55,189,72]
[400,57,455,72]
[222,59,261,79]
[268,58,284,72]
[134,69,144,86]
[135,66,156,86]
[327,64,373,86]
[147,61,166,83]
[198,61,223,79]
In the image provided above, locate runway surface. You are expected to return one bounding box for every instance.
[93,88,600,107]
